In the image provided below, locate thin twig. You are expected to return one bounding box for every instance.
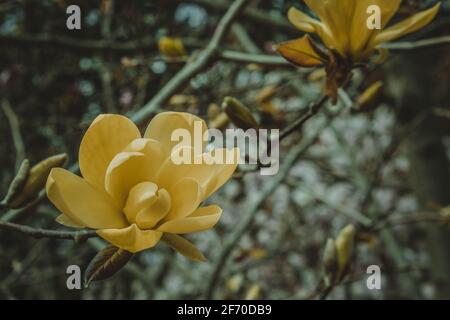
[1,99,25,170]
[381,36,450,50]
[220,50,289,67]
[99,0,117,113]
[433,107,450,119]
[279,95,329,141]
[99,60,117,113]
[204,112,335,299]
[303,186,373,226]
[360,112,428,213]
[371,211,443,232]
[174,0,295,33]
[0,33,157,52]
[2,28,448,54]
[0,191,44,222]
[231,23,261,54]
[0,221,97,242]
[131,0,250,124]
[132,67,151,112]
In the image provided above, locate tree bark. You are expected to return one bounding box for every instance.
[385,41,450,298]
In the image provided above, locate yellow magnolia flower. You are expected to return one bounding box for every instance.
[275,1,440,102]
[279,0,440,64]
[46,112,239,255]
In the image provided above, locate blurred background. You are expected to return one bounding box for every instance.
[0,0,450,299]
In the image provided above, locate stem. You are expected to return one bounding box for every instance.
[279,95,329,141]
[0,221,97,243]
[1,99,25,170]
[221,50,288,67]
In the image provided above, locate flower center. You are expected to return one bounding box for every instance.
[123,181,171,230]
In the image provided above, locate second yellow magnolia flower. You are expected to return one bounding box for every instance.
[275,0,440,102]
[278,0,440,64]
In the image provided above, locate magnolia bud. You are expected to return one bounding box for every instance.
[322,238,338,287]
[222,96,258,130]
[356,81,383,112]
[245,284,261,300]
[209,112,230,130]
[255,85,277,104]
[440,206,450,226]
[335,224,355,281]
[8,153,68,209]
[308,68,326,82]
[226,274,244,293]
[207,103,221,120]
[2,159,30,206]
[158,36,187,59]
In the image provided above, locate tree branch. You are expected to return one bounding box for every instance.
[382,36,450,51]
[204,112,335,299]
[175,0,295,33]
[1,99,25,170]
[130,0,250,124]
[0,221,97,243]
[0,33,157,52]
[220,50,289,66]
[279,95,329,141]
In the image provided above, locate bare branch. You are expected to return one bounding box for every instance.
[382,36,450,51]
[279,95,329,141]
[131,0,250,124]
[175,0,295,33]
[220,50,289,66]
[1,99,25,170]
[0,221,97,242]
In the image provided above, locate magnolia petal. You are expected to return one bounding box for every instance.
[373,3,440,46]
[156,146,216,191]
[157,205,222,234]
[97,224,162,253]
[104,151,153,208]
[351,0,402,58]
[348,0,375,57]
[304,0,346,31]
[123,181,158,224]
[144,112,208,157]
[136,188,171,229]
[371,0,402,28]
[204,148,240,198]
[162,233,206,262]
[123,138,165,181]
[288,6,321,33]
[288,6,335,50]
[275,35,326,67]
[340,0,400,58]
[46,168,127,229]
[164,178,202,220]
[79,114,141,191]
[55,214,85,228]
[304,0,349,55]
[47,176,86,228]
